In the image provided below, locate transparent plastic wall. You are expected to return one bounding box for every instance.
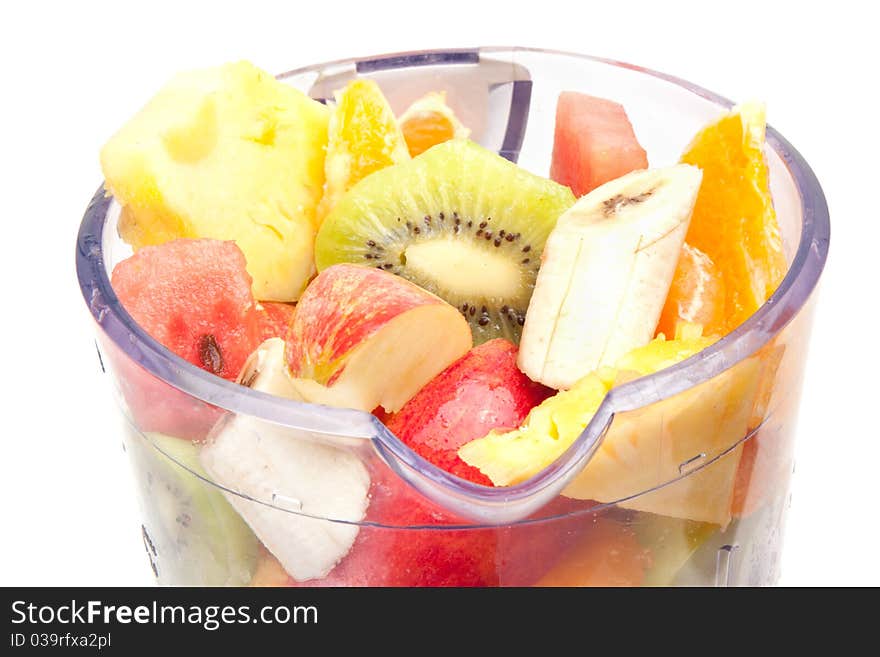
[78,48,828,586]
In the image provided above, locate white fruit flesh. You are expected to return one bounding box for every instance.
[404,238,523,299]
[199,339,370,582]
[290,304,472,413]
[518,165,703,389]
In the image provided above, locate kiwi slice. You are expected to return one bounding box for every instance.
[125,427,259,585]
[315,139,576,343]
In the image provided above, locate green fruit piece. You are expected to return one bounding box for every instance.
[126,429,259,585]
[630,512,719,586]
[672,491,789,586]
[315,139,576,344]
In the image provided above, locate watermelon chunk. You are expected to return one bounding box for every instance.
[111,239,262,381]
[550,91,648,197]
[101,335,223,441]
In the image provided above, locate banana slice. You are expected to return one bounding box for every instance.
[199,338,371,582]
[518,165,703,389]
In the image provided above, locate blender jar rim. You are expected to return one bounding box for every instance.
[76,46,830,528]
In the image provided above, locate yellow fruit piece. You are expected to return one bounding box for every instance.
[250,547,290,587]
[564,355,760,526]
[632,514,718,586]
[398,91,470,157]
[680,102,787,331]
[315,79,410,222]
[459,332,713,487]
[618,321,712,373]
[460,330,762,525]
[459,370,614,486]
[101,61,330,301]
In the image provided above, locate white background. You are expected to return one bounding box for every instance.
[1,0,876,586]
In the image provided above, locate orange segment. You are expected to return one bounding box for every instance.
[316,79,410,223]
[249,546,292,587]
[680,102,787,332]
[398,91,469,157]
[657,243,726,338]
[402,112,455,156]
[536,519,650,587]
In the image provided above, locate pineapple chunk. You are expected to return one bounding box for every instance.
[101,61,329,301]
[459,330,762,525]
[459,370,614,487]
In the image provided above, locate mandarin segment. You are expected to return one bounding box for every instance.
[316,79,410,222]
[657,243,727,338]
[398,91,470,157]
[680,102,787,331]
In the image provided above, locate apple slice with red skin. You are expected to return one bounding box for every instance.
[256,301,296,342]
[384,338,553,485]
[285,264,473,413]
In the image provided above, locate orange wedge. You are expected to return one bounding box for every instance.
[398,91,470,157]
[249,546,291,587]
[680,102,787,332]
[316,79,410,223]
[657,243,727,338]
[536,519,650,587]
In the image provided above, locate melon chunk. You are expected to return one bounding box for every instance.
[549,91,648,197]
[110,239,261,381]
[101,61,329,301]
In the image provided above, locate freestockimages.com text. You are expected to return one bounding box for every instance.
[10,599,317,631]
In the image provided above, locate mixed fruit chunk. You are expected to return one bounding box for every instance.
[315,79,411,223]
[102,61,329,301]
[315,138,576,344]
[398,91,470,157]
[680,102,787,333]
[383,338,552,485]
[101,61,789,586]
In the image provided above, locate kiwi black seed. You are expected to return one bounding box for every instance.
[314,140,576,344]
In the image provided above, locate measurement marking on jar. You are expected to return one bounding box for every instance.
[715,544,740,587]
[272,493,303,511]
[678,453,707,475]
[142,525,158,577]
[94,341,106,373]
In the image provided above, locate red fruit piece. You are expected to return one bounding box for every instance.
[289,470,499,587]
[264,480,610,587]
[111,239,262,381]
[384,339,553,485]
[496,496,612,586]
[534,515,650,586]
[550,91,648,197]
[101,335,223,442]
[257,301,296,341]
